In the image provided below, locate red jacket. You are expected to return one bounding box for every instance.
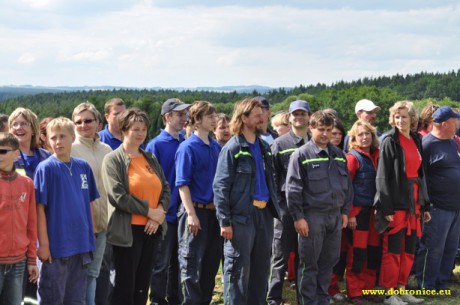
[0,170,37,266]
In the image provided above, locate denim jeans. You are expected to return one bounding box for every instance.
[416,207,460,289]
[87,232,107,305]
[0,259,26,305]
[38,253,92,305]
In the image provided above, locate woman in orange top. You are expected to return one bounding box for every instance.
[101,108,170,305]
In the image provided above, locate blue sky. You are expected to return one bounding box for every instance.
[1,0,459,88]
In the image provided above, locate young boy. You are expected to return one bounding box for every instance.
[0,132,38,305]
[34,117,99,304]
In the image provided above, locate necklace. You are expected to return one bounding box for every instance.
[62,159,73,176]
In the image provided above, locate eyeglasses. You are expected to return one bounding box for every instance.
[0,149,14,155]
[74,119,96,126]
[11,122,31,129]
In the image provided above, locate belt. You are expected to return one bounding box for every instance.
[253,200,267,209]
[193,202,215,210]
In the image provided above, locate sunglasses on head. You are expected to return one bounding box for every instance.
[0,149,14,155]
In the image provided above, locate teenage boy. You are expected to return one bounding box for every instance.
[175,101,222,305]
[35,117,99,304]
[146,98,191,305]
[99,98,126,150]
[268,100,311,305]
[213,98,281,305]
[0,133,38,305]
[214,113,231,147]
[286,111,351,305]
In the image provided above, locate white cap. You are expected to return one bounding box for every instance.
[355,99,381,113]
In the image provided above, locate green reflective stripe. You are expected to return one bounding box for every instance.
[267,152,272,156]
[234,150,252,158]
[334,157,346,162]
[278,148,297,155]
[302,157,329,164]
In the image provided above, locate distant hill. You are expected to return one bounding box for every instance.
[0,85,275,102]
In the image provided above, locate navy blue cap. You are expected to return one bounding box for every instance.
[289,100,311,114]
[254,96,270,108]
[161,98,191,116]
[432,106,460,123]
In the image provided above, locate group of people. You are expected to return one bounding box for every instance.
[0,95,459,305]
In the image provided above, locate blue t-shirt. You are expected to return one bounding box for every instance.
[248,138,270,202]
[423,133,460,211]
[175,133,221,204]
[146,129,185,224]
[14,148,51,179]
[98,125,123,150]
[34,156,99,258]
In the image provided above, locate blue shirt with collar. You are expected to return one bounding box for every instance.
[98,125,122,150]
[146,129,185,224]
[175,133,221,205]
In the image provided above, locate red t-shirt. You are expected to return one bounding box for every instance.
[398,133,421,179]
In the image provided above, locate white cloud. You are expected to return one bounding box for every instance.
[17,53,36,64]
[1,2,460,87]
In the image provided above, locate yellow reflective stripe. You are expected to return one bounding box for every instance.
[234,150,252,159]
[278,148,297,155]
[15,168,26,176]
[302,157,329,164]
[301,157,346,164]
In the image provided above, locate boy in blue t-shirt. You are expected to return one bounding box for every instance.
[34,117,99,304]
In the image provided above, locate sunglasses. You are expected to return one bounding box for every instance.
[74,119,96,126]
[0,149,15,155]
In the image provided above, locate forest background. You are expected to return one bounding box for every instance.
[1,70,460,138]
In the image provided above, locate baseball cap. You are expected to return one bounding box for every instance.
[432,106,460,123]
[161,98,191,116]
[289,100,311,114]
[254,96,270,109]
[355,99,381,113]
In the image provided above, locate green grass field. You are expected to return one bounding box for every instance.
[208,265,460,305]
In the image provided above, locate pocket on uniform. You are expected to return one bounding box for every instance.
[307,170,329,194]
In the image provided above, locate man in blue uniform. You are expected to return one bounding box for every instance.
[213,97,281,305]
[286,110,351,305]
[147,98,190,305]
[268,100,311,305]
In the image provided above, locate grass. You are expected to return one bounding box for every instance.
[208,264,460,305]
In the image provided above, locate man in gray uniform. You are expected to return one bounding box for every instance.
[268,100,311,305]
[286,110,351,305]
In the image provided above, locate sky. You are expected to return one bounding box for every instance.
[1,0,460,88]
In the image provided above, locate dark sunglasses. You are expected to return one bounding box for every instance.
[0,149,15,155]
[74,119,96,126]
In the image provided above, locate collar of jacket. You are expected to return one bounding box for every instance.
[0,166,18,181]
[76,133,102,148]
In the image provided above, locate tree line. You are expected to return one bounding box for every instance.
[1,70,460,137]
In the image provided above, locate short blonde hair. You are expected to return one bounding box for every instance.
[8,108,40,149]
[46,117,76,138]
[271,111,290,128]
[389,100,418,127]
[104,98,125,115]
[72,102,101,122]
[347,119,379,151]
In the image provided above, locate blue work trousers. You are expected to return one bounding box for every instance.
[268,213,299,305]
[297,213,341,305]
[416,207,460,289]
[150,222,180,305]
[223,207,274,305]
[178,207,222,305]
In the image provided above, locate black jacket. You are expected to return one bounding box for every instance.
[375,127,429,216]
